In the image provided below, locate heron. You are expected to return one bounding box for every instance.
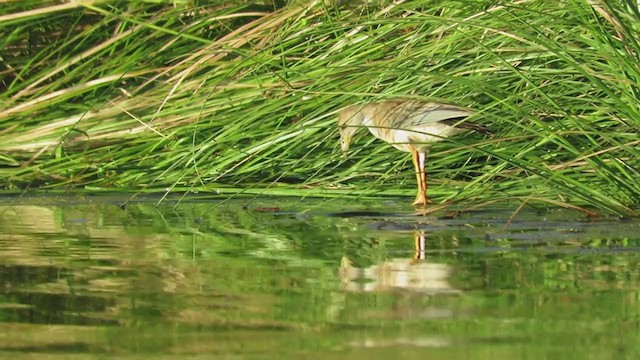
[338,100,490,205]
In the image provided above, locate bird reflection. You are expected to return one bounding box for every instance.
[413,231,427,261]
[339,231,459,295]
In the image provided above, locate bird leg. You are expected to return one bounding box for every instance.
[410,147,429,206]
[410,148,422,205]
[418,150,428,205]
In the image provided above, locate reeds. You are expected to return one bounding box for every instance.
[1,1,638,216]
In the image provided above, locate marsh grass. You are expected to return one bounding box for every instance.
[0,0,638,216]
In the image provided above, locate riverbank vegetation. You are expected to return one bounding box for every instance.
[1,1,638,216]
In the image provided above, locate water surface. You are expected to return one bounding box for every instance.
[1,195,639,359]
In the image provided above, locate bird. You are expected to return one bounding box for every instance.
[337,100,490,206]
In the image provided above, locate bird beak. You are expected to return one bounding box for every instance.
[340,138,350,159]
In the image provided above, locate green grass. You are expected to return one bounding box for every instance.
[1,0,639,217]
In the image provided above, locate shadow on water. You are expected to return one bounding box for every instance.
[0,195,639,358]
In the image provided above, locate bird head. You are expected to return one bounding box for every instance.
[337,105,365,158]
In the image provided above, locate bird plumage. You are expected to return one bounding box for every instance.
[338,100,487,154]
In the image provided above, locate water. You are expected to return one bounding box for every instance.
[1,195,639,359]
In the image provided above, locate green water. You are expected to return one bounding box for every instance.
[1,195,639,359]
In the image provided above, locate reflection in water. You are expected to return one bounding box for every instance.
[339,232,459,295]
[414,230,427,261]
[1,197,640,358]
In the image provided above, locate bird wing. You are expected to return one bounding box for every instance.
[387,102,473,129]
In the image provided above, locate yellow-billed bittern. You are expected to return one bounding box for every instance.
[338,100,490,206]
